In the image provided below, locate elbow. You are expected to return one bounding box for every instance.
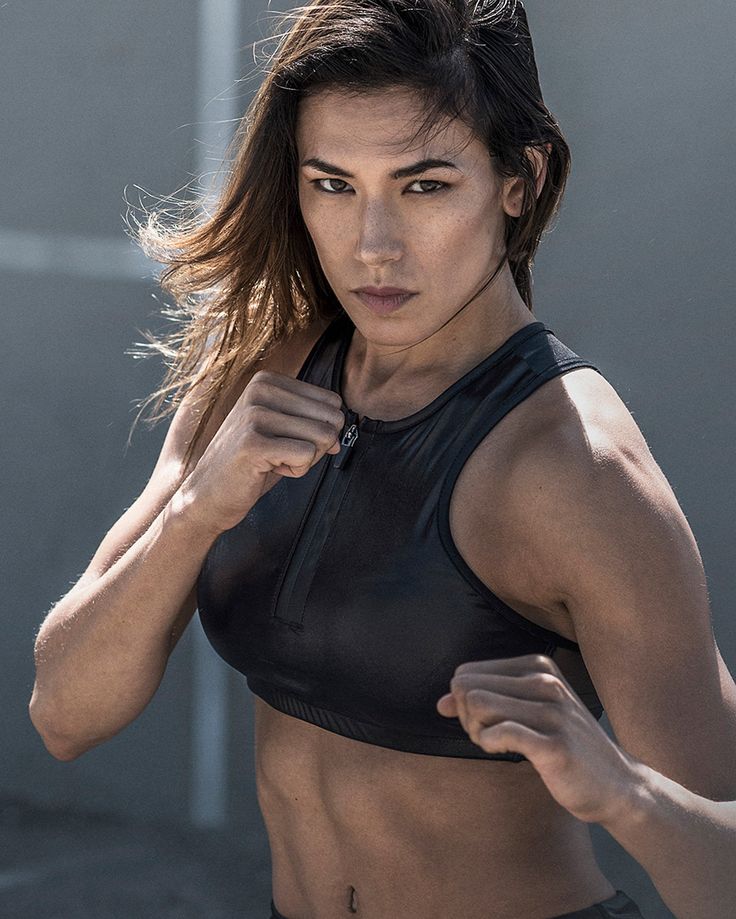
[28,692,91,762]
[45,737,86,762]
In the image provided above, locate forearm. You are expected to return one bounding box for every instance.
[601,763,736,919]
[31,487,220,755]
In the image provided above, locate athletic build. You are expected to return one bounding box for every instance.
[31,2,736,917]
[189,89,645,917]
[248,321,628,918]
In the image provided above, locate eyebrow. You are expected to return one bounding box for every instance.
[300,156,461,179]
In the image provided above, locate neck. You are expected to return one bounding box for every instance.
[344,265,535,396]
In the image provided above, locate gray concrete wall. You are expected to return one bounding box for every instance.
[2,2,734,917]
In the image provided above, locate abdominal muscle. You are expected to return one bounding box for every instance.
[247,322,620,918]
[254,695,616,919]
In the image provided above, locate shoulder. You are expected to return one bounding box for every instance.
[496,364,683,605]
[464,363,673,600]
[485,353,655,485]
[501,361,665,521]
[516,366,662,501]
[475,361,654,507]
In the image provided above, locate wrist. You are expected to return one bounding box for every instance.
[166,482,225,543]
[598,758,659,833]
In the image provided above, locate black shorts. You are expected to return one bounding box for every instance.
[269,888,645,918]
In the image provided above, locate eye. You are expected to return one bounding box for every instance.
[310,178,449,195]
[312,178,351,194]
[409,180,448,194]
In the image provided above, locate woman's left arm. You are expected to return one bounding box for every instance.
[437,406,736,919]
[602,754,736,919]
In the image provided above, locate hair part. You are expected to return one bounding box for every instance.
[125,0,570,474]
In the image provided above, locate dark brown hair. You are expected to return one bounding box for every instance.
[126,0,570,474]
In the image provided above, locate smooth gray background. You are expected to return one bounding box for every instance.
[2,1,734,917]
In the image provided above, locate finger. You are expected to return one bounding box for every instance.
[248,407,342,468]
[451,670,571,706]
[454,653,558,678]
[443,655,565,729]
[249,379,346,427]
[476,720,550,759]
[436,692,457,715]
[253,370,344,407]
[464,689,560,746]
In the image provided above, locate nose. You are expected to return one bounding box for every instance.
[354,200,404,266]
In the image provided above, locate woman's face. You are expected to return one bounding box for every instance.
[295,86,525,336]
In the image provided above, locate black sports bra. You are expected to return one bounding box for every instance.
[196,310,604,762]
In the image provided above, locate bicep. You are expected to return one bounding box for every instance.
[527,429,736,799]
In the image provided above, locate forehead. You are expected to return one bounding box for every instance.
[296,87,480,162]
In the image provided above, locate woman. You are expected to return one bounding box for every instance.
[30,1,736,917]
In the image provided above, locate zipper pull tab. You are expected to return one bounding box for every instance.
[334,411,359,470]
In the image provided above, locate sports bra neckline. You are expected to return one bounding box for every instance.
[329,310,549,434]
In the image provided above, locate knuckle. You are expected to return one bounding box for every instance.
[532,653,554,670]
[250,369,273,386]
[319,419,338,440]
[532,671,556,689]
[245,403,269,426]
[529,671,565,700]
[466,688,485,705]
[295,440,315,459]
[245,377,266,399]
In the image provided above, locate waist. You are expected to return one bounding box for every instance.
[254,697,613,918]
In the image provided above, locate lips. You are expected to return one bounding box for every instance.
[355,286,414,297]
[353,288,416,315]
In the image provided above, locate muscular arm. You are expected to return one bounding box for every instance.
[602,761,736,919]
[507,372,736,918]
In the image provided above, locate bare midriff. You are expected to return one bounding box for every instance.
[249,321,628,918]
[254,696,616,919]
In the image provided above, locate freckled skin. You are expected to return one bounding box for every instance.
[295,86,538,400]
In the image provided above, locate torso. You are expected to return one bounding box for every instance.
[219,314,628,918]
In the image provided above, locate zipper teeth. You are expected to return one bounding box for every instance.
[269,456,332,623]
[271,412,370,627]
[272,409,361,623]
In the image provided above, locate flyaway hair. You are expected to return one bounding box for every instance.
[125,0,570,472]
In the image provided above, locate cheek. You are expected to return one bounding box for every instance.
[308,221,344,266]
[419,206,496,265]
[300,208,346,275]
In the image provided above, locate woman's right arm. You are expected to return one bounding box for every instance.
[30,493,221,763]
[29,316,339,762]
[28,378,238,762]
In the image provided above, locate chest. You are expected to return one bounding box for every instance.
[197,360,596,753]
[198,400,573,747]
[341,370,579,644]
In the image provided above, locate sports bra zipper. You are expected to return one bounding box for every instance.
[270,407,364,628]
[334,409,359,469]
